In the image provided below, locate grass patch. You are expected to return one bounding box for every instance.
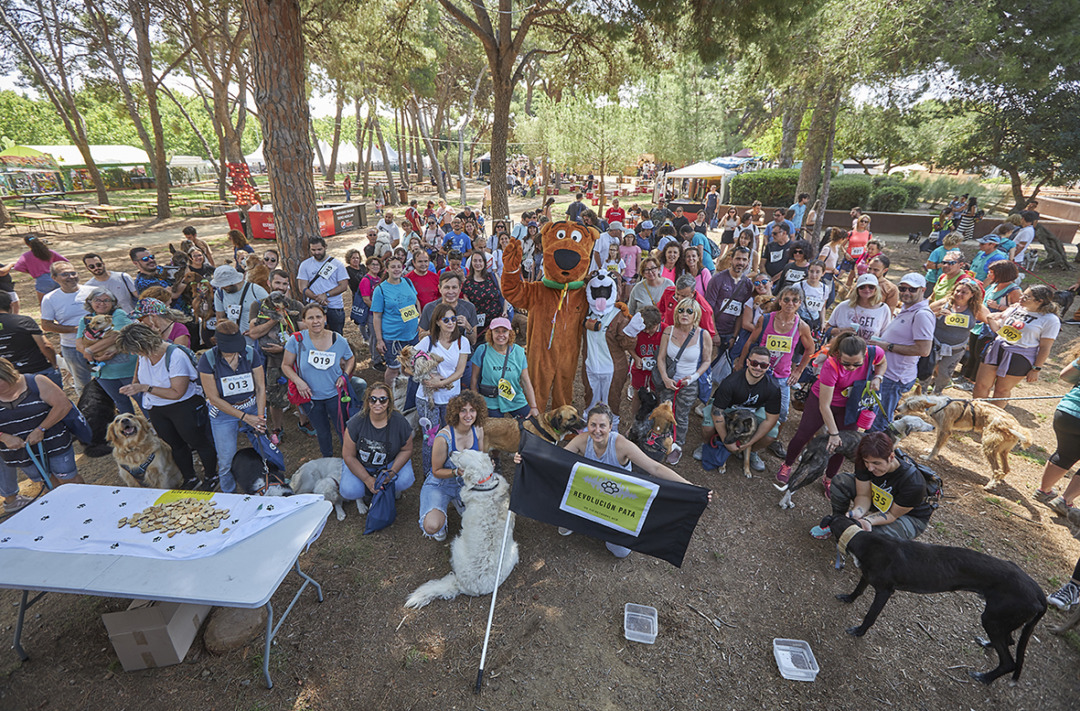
[250,645,289,680]
[1061,630,1080,655]
[962,530,984,552]
[1048,575,1064,589]
[322,534,374,567]
[404,646,430,669]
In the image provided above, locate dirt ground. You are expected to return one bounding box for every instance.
[2,194,1080,710]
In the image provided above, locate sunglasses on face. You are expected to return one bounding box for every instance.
[754,280,770,286]
[746,360,769,370]
[140,255,155,261]
[368,395,389,404]
[897,285,920,293]
[263,256,275,262]
[942,260,959,266]
[440,316,457,323]
[676,307,694,314]
[792,249,805,254]
[86,263,103,269]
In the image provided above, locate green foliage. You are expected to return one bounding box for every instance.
[867,185,909,212]
[826,176,872,211]
[520,94,642,177]
[729,168,799,206]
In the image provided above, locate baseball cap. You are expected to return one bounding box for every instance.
[489,317,512,331]
[978,235,1000,244]
[854,273,879,289]
[899,273,927,289]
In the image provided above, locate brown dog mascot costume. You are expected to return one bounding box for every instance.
[502,220,598,409]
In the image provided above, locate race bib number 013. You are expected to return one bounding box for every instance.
[220,372,254,395]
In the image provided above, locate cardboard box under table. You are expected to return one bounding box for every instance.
[0,484,331,688]
[103,600,212,671]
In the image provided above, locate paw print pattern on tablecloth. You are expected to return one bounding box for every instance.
[110,543,119,549]
[39,515,49,521]
[83,519,92,524]
[166,545,175,552]
[80,535,89,540]
[77,503,85,509]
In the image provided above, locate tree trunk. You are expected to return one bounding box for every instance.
[242,0,319,284]
[396,107,409,187]
[412,96,448,202]
[354,98,365,182]
[372,109,398,204]
[459,67,484,207]
[411,108,426,183]
[128,0,171,218]
[1007,169,1027,213]
[778,98,805,170]
[488,62,512,224]
[326,86,344,184]
[362,110,375,195]
[796,83,836,206]
[0,198,10,225]
[811,93,842,244]
[311,119,326,176]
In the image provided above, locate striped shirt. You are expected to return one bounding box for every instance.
[0,375,71,468]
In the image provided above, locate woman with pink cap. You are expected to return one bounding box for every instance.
[470,316,538,420]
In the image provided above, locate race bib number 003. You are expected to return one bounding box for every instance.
[944,313,970,328]
[307,349,335,370]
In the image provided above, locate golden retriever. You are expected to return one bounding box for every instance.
[484,405,586,453]
[106,414,183,489]
[895,394,1032,490]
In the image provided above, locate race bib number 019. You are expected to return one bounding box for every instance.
[765,334,793,353]
[307,350,335,370]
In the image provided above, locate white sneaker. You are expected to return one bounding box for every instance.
[558,527,574,536]
[692,444,703,461]
[693,402,705,418]
[432,528,446,542]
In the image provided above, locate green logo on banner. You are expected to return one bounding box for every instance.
[559,462,659,536]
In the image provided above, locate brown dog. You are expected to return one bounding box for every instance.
[484,405,587,453]
[106,414,183,489]
[245,260,271,292]
[628,400,675,463]
[895,394,1031,490]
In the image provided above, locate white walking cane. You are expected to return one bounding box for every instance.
[474,508,514,694]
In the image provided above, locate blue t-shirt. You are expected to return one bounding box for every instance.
[763,220,796,242]
[471,342,529,412]
[76,309,136,380]
[789,203,807,229]
[197,346,265,405]
[370,279,419,341]
[284,331,354,400]
[972,249,1008,281]
[1058,362,1080,421]
[925,245,948,286]
[443,231,472,253]
[690,233,715,271]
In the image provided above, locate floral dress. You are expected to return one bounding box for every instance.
[462,275,504,337]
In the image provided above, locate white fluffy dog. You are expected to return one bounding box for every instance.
[289,458,351,521]
[405,449,518,609]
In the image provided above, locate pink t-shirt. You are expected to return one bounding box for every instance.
[13,249,67,278]
[359,274,381,300]
[167,322,190,343]
[812,346,885,406]
[619,245,641,279]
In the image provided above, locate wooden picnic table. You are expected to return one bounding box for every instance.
[12,211,73,234]
[43,200,89,217]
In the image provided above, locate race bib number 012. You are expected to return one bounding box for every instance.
[765,334,793,353]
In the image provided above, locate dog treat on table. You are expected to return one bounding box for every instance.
[117,498,230,535]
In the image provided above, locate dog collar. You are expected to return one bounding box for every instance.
[542,277,585,290]
[471,476,500,492]
[838,525,861,556]
[121,452,156,482]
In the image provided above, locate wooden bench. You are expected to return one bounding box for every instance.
[41,218,74,234]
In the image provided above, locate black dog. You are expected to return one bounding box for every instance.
[77,379,115,457]
[1053,289,1075,318]
[722,407,757,478]
[907,230,922,244]
[821,514,1046,685]
[231,448,292,496]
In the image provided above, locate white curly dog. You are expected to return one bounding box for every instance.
[405,449,519,608]
[289,458,349,521]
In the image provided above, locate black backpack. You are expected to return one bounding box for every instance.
[895,448,943,510]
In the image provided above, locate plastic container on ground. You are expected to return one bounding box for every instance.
[772,638,820,681]
[624,603,658,644]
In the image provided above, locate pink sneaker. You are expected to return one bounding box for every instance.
[775,464,791,485]
[822,476,833,499]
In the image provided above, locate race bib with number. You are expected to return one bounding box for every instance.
[765,334,793,353]
[307,349,335,370]
[944,313,970,328]
[871,482,894,513]
[999,324,1022,344]
[641,357,657,371]
[769,250,785,263]
[399,304,419,322]
[206,317,217,330]
[850,246,865,256]
[805,297,825,312]
[220,372,254,395]
[497,378,516,401]
[722,300,742,316]
[477,313,486,327]
[226,303,242,321]
[317,260,336,280]
[785,269,804,283]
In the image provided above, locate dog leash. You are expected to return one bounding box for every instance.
[24,443,54,490]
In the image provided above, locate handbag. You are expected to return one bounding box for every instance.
[476,343,511,398]
[350,280,374,326]
[842,347,880,427]
[363,468,398,534]
[652,327,696,391]
[917,342,939,382]
[25,375,91,445]
[286,333,312,405]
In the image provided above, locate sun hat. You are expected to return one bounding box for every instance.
[210,265,244,288]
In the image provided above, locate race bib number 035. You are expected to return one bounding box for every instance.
[871,482,894,513]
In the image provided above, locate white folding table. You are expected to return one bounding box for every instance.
[0,493,331,689]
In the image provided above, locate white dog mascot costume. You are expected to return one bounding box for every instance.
[580,271,632,427]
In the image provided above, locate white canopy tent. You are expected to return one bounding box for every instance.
[27,144,149,167]
[664,161,736,202]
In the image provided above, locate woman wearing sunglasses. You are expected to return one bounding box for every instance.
[340,381,415,511]
[826,273,892,343]
[415,301,472,475]
[775,239,812,292]
[775,332,885,491]
[262,249,279,271]
[655,298,713,462]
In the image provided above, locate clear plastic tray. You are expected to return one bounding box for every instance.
[772,638,819,681]
[624,603,658,644]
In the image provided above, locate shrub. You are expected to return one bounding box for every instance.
[867,185,910,212]
[729,168,799,207]
[825,175,872,210]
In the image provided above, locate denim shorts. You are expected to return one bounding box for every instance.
[384,336,420,370]
[418,472,464,537]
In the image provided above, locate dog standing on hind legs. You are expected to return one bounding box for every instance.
[822,514,1046,685]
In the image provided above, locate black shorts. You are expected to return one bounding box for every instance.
[721,229,735,244]
[982,340,1033,377]
[1050,409,1080,470]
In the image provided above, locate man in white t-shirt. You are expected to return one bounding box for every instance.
[40,262,95,396]
[1011,210,1038,274]
[592,222,622,269]
[82,253,138,312]
[378,210,402,247]
[297,236,350,334]
[211,265,268,345]
[869,273,934,432]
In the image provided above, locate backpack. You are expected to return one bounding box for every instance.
[165,342,203,394]
[895,448,943,510]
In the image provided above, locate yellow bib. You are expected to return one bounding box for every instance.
[870,483,894,513]
[765,334,794,354]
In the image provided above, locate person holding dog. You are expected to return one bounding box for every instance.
[75,288,137,414]
[420,390,486,541]
[810,432,934,541]
[973,284,1060,402]
[341,381,416,513]
[415,302,473,475]
[655,298,713,463]
[697,346,782,472]
[775,332,886,490]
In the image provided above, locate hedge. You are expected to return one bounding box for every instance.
[867,185,910,212]
[728,168,799,206]
[826,176,872,210]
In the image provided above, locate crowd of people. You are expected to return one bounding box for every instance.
[1,190,1079,611]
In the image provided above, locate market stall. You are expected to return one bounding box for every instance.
[663,161,736,216]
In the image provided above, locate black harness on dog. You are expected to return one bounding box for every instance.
[251,457,290,496]
[928,397,975,424]
[528,415,559,443]
[120,453,156,483]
